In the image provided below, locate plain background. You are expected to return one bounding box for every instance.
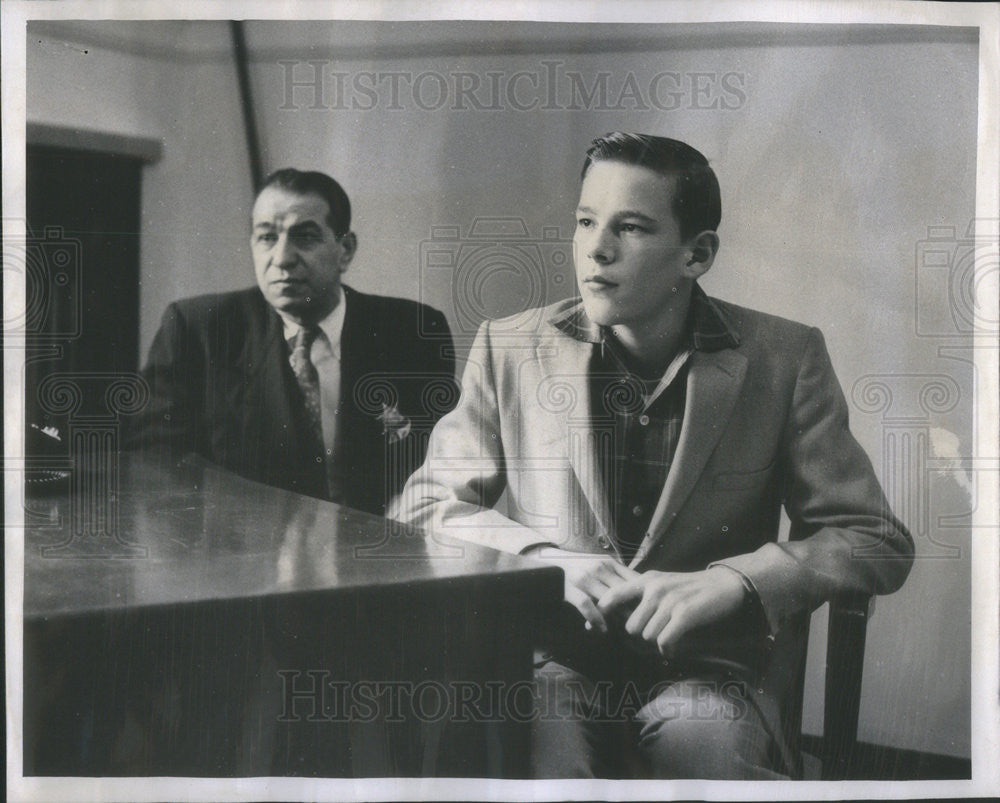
[26,19,978,760]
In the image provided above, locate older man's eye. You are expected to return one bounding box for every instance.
[255,232,278,244]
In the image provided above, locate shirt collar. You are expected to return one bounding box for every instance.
[547,282,740,353]
[279,285,347,357]
[686,283,741,352]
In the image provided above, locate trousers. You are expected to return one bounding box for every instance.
[528,599,799,781]
[533,657,794,779]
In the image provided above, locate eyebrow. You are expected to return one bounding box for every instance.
[288,221,323,234]
[252,220,324,233]
[576,205,659,224]
[618,210,659,223]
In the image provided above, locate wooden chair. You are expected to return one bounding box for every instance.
[783,591,874,780]
[818,592,875,779]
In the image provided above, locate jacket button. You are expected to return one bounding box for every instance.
[638,414,650,426]
[597,534,611,549]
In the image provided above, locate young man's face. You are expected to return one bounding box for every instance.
[573,160,698,336]
[251,186,355,322]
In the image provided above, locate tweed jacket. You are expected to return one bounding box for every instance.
[395,291,913,636]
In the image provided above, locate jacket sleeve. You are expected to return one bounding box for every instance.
[713,327,915,634]
[391,320,556,555]
[122,303,203,457]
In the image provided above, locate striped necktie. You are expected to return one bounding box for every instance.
[289,326,345,503]
[289,326,324,455]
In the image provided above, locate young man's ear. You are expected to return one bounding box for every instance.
[683,230,720,278]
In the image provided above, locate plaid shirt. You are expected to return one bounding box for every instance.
[588,284,740,562]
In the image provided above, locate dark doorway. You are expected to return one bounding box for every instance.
[24,145,143,458]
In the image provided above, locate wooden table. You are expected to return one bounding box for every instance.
[23,454,562,777]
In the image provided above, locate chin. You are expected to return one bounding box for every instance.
[272,298,310,317]
[580,296,620,327]
[269,296,296,310]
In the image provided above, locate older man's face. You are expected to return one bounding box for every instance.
[251,186,355,323]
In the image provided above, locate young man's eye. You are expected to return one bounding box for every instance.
[576,217,593,229]
[621,223,643,234]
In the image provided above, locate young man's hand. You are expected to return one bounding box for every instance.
[596,566,747,656]
[527,546,639,633]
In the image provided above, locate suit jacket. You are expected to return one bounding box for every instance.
[394,292,914,643]
[128,285,457,516]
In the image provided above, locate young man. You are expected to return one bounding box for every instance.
[129,169,456,516]
[393,133,913,778]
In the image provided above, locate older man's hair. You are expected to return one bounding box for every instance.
[258,168,352,236]
[582,133,721,241]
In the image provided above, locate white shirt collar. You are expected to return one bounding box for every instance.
[279,286,347,358]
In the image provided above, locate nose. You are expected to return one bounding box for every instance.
[272,233,298,269]
[587,225,616,264]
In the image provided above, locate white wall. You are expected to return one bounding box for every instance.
[27,21,253,351]
[27,20,977,759]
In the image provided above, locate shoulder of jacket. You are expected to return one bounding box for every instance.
[168,287,262,317]
[709,295,817,351]
[344,285,447,321]
[484,297,585,336]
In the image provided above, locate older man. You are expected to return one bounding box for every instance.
[394,133,913,778]
[129,168,456,515]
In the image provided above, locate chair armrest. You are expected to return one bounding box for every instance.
[821,591,874,779]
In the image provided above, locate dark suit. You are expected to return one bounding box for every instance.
[128,285,457,516]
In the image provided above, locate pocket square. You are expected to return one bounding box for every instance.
[378,404,412,443]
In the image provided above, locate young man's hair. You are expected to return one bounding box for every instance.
[258,168,352,236]
[582,132,721,241]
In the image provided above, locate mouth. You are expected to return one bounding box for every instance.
[582,276,618,290]
[270,280,310,300]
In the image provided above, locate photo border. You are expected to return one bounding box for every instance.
[4,1,997,801]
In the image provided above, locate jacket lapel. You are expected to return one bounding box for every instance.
[337,286,378,444]
[632,347,748,565]
[535,321,614,546]
[245,301,306,450]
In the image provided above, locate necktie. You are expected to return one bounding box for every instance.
[289,326,344,503]
[289,326,325,456]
